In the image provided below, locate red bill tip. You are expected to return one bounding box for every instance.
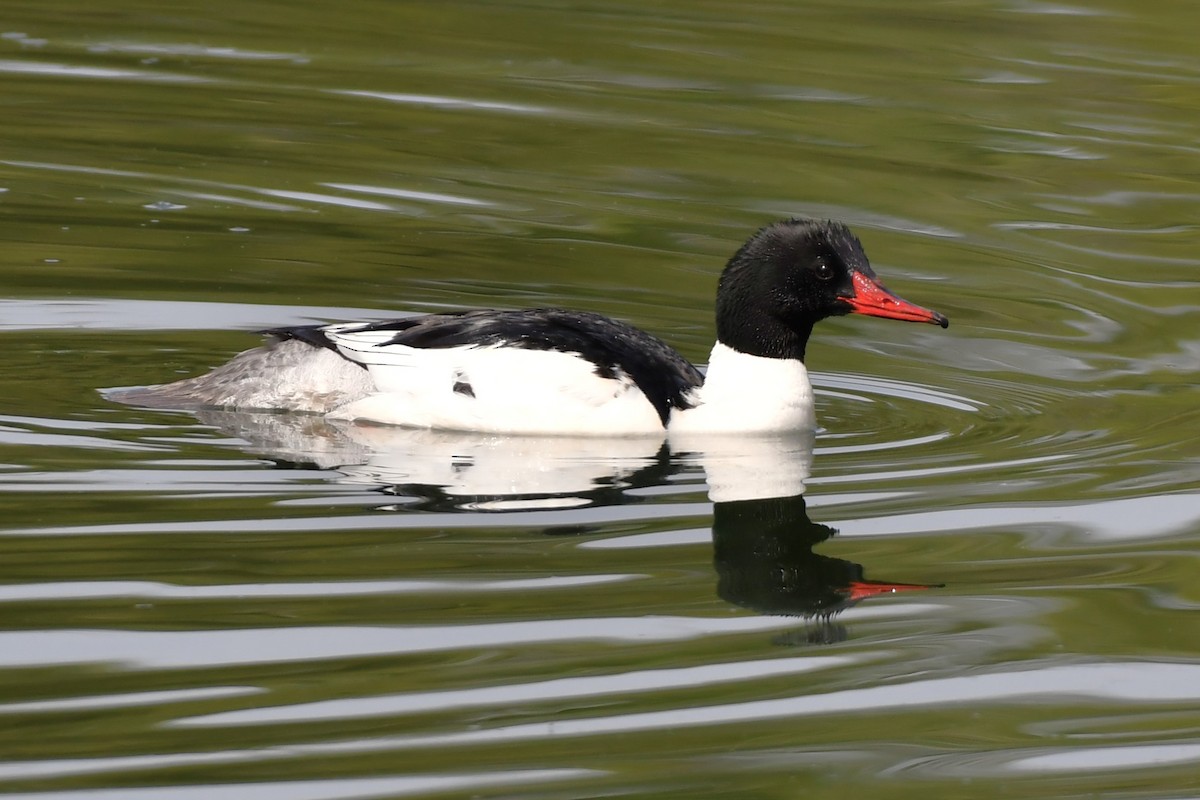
[844,273,949,328]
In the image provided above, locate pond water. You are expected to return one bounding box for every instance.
[2,1,1199,798]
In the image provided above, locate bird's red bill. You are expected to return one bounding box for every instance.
[843,580,941,603]
[845,273,949,328]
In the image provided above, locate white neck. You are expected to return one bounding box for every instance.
[667,341,815,434]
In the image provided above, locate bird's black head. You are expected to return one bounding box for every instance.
[715,218,947,361]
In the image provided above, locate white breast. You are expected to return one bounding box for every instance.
[667,341,815,434]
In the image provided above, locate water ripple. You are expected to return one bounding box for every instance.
[170,655,855,728]
[0,616,824,669]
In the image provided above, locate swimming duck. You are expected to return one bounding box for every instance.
[114,218,948,435]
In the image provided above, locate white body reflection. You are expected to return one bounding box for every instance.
[195,409,814,509]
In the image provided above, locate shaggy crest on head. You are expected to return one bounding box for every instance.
[715,218,931,363]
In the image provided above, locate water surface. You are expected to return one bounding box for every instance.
[2,2,1199,798]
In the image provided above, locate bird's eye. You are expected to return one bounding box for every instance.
[814,260,835,281]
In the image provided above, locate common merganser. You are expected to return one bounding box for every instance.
[111,218,948,435]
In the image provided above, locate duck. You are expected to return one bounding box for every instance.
[111,218,948,435]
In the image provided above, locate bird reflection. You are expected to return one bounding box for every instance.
[712,492,938,645]
[193,408,674,512]
[187,408,938,640]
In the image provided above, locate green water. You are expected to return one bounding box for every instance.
[2,1,1199,798]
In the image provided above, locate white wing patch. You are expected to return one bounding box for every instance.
[322,328,664,435]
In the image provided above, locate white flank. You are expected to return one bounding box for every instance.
[668,341,815,434]
[323,332,665,435]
